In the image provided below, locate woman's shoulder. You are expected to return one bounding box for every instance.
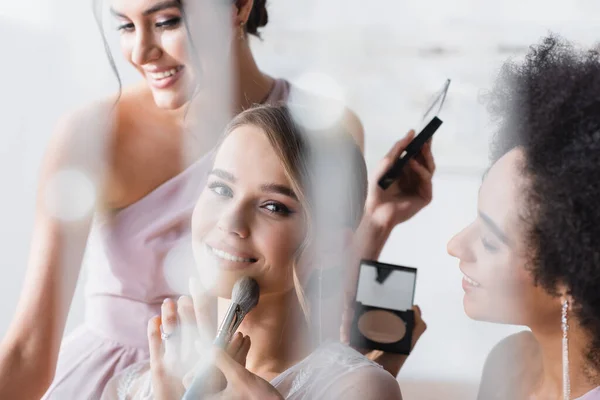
[55,97,116,134]
[309,343,402,399]
[284,80,365,151]
[336,364,402,399]
[56,82,148,131]
[52,83,154,152]
[478,331,541,400]
[43,96,118,177]
[486,331,539,363]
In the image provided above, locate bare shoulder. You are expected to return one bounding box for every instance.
[354,366,402,400]
[50,83,149,161]
[45,96,119,171]
[56,98,115,134]
[478,331,541,400]
[341,108,365,152]
[57,82,146,129]
[286,82,365,152]
[486,331,539,363]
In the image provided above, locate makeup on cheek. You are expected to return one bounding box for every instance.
[350,260,417,355]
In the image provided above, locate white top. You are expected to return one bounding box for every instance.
[101,342,402,400]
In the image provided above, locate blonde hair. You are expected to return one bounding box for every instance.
[224,104,367,321]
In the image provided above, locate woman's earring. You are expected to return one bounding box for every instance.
[562,298,571,400]
[239,21,245,41]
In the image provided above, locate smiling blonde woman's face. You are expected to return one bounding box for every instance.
[191,124,307,297]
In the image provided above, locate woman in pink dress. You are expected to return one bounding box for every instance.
[448,35,600,400]
[0,1,433,399]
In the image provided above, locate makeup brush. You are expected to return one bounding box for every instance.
[182,277,260,400]
[214,276,260,347]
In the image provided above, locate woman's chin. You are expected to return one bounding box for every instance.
[152,91,189,110]
[463,294,487,321]
[463,295,522,325]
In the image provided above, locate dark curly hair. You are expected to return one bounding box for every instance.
[244,0,269,38]
[484,34,600,370]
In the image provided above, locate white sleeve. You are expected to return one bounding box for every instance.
[318,366,403,400]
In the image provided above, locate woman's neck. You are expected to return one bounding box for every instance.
[167,39,274,151]
[232,39,275,113]
[130,40,276,168]
[530,317,598,399]
[217,291,313,381]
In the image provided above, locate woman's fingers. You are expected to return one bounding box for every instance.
[212,348,248,387]
[148,316,164,366]
[422,140,436,173]
[373,131,415,184]
[161,298,178,334]
[178,296,199,369]
[233,335,251,367]
[190,278,217,338]
[161,298,178,365]
[148,315,172,394]
[411,305,427,348]
[408,159,433,202]
[226,332,244,359]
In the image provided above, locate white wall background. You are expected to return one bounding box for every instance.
[1,1,599,399]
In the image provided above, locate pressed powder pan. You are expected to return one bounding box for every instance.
[358,310,406,344]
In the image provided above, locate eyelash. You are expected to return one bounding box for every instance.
[481,237,499,253]
[117,17,181,32]
[263,202,293,216]
[208,182,294,216]
[209,182,233,198]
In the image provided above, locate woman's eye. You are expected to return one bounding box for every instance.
[208,182,233,198]
[262,202,292,216]
[156,17,181,29]
[117,22,135,32]
[481,237,499,253]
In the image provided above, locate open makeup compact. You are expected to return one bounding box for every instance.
[350,260,417,355]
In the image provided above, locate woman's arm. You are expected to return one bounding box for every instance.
[0,104,112,399]
[341,109,435,259]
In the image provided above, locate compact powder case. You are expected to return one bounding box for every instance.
[350,260,417,355]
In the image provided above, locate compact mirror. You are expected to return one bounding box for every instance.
[351,260,417,354]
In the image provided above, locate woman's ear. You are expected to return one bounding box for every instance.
[556,283,572,303]
[233,0,254,24]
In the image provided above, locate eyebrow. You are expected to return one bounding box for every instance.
[210,169,236,182]
[209,169,298,201]
[110,0,181,18]
[259,184,298,201]
[478,211,511,246]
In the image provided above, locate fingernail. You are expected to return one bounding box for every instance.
[163,298,171,305]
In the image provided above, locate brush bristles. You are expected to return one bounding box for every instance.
[231,277,260,313]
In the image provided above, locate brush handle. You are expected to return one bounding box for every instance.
[181,340,224,400]
[182,373,208,400]
[182,292,254,399]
